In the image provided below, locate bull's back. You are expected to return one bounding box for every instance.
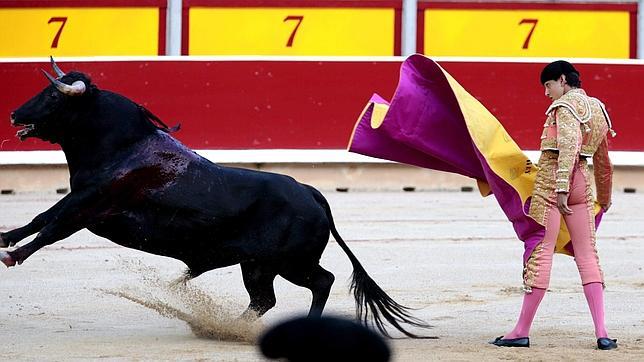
[88,132,330,259]
[192,160,328,228]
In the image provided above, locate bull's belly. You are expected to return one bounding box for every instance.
[87,202,331,268]
[88,210,212,252]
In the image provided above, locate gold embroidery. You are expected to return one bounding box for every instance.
[523,240,545,289]
[528,152,558,226]
[538,89,614,193]
[580,99,609,156]
[593,137,613,206]
[555,107,582,193]
[545,89,592,123]
[541,89,612,159]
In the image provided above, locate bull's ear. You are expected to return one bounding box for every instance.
[41,69,86,96]
[50,56,65,78]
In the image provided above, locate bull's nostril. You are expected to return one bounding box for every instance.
[10,112,15,124]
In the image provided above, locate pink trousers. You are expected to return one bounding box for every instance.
[526,161,604,289]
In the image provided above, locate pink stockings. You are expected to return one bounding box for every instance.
[504,283,608,339]
[504,287,546,339]
[505,164,608,339]
[583,282,608,338]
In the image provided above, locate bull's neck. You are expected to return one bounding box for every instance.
[60,143,105,181]
[60,91,157,183]
[60,128,154,185]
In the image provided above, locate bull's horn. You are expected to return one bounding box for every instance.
[41,69,86,96]
[50,56,65,78]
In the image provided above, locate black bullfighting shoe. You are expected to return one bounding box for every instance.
[597,338,618,350]
[489,336,530,348]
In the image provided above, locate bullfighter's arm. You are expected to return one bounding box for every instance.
[0,193,76,248]
[593,136,613,209]
[1,188,100,267]
[555,107,582,193]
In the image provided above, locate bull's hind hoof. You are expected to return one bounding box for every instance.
[0,251,16,267]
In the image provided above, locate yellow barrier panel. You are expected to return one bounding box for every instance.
[424,9,630,58]
[0,8,159,57]
[189,7,395,55]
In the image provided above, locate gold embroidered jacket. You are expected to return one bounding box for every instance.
[538,89,614,205]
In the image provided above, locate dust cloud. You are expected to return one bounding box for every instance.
[102,258,261,343]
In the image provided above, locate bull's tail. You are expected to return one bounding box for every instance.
[307,186,432,338]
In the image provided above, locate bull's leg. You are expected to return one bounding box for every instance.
[1,221,81,267]
[2,189,99,267]
[1,193,75,248]
[240,262,278,320]
[280,265,335,317]
[1,224,42,248]
[1,221,46,248]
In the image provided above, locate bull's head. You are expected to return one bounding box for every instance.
[11,57,95,143]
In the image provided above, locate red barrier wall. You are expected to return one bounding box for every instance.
[416,2,638,58]
[1,58,642,153]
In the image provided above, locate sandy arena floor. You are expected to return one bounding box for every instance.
[1,191,643,361]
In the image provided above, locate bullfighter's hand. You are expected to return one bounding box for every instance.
[557,192,572,215]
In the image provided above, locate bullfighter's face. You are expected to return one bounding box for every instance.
[543,75,566,101]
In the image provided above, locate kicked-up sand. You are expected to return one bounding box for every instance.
[0,191,643,361]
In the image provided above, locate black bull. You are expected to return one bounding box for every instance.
[0,59,428,337]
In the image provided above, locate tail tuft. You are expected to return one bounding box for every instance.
[350,265,433,338]
[307,185,434,338]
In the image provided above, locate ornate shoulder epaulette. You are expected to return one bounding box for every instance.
[545,91,592,124]
[589,97,617,137]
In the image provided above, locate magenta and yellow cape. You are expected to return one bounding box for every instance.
[348,55,604,262]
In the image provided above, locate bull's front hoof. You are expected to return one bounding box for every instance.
[0,251,16,267]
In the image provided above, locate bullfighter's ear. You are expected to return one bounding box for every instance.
[41,69,86,96]
[50,56,65,78]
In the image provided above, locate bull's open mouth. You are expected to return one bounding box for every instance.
[15,124,36,140]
